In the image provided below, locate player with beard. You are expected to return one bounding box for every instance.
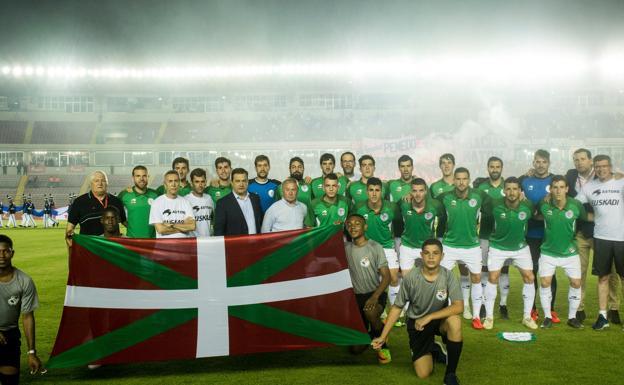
[473,157,511,319]
[118,165,158,238]
[184,168,214,237]
[347,155,387,206]
[248,155,281,215]
[156,157,191,197]
[206,157,233,203]
[310,153,349,199]
[341,151,360,182]
[275,157,312,207]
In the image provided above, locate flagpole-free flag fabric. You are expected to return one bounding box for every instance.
[47,225,370,368]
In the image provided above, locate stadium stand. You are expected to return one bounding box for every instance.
[31,121,95,144]
[0,121,27,144]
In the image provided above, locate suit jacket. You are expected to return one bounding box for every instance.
[565,168,594,238]
[214,192,263,236]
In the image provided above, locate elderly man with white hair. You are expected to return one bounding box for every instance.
[65,170,126,247]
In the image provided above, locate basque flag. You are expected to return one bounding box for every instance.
[47,225,370,368]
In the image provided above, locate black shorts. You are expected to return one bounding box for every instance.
[592,238,624,277]
[407,318,445,362]
[0,328,21,368]
[355,292,387,333]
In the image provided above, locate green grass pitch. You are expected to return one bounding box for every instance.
[3,225,623,384]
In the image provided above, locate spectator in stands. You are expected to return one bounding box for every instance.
[65,171,126,248]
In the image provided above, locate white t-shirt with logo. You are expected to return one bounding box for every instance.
[577,177,624,241]
[149,195,195,238]
[184,193,214,237]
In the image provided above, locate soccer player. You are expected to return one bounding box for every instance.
[100,206,123,238]
[156,157,191,197]
[248,155,281,215]
[0,235,44,384]
[340,151,360,182]
[430,153,456,199]
[275,157,313,207]
[149,170,196,238]
[537,176,589,329]
[353,178,401,309]
[481,177,538,330]
[387,155,416,203]
[185,168,215,237]
[305,173,350,227]
[372,239,463,385]
[474,156,511,319]
[520,149,558,322]
[344,214,391,363]
[347,155,387,206]
[575,155,624,330]
[310,153,349,198]
[118,165,159,238]
[261,178,307,232]
[206,157,233,203]
[437,167,490,329]
[66,171,127,247]
[399,179,444,276]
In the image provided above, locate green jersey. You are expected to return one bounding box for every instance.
[476,179,505,239]
[539,198,587,257]
[275,181,312,207]
[118,187,159,238]
[347,179,388,206]
[386,178,412,203]
[483,198,533,251]
[305,196,350,227]
[400,199,444,249]
[430,178,455,199]
[156,181,191,197]
[310,175,349,199]
[438,188,489,249]
[205,184,232,203]
[353,200,400,249]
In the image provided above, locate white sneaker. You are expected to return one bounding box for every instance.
[483,318,494,330]
[463,308,472,320]
[87,364,102,370]
[522,316,538,330]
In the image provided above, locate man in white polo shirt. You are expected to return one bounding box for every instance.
[149,170,196,238]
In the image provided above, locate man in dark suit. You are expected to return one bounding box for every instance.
[215,168,263,236]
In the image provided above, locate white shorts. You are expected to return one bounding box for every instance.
[399,244,421,271]
[539,254,581,279]
[440,245,482,274]
[488,246,533,271]
[384,248,400,270]
[480,239,511,268]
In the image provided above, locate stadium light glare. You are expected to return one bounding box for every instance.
[12,66,23,77]
[598,52,624,80]
[1,66,10,75]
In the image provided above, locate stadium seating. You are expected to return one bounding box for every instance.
[31,122,94,144]
[0,121,27,143]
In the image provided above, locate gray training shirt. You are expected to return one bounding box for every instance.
[394,266,462,319]
[0,268,39,331]
[345,239,388,294]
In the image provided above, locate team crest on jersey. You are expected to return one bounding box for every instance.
[268,190,275,198]
[321,209,328,216]
[7,296,19,306]
[469,199,477,208]
[565,210,574,219]
[338,208,346,217]
[425,212,434,220]
[301,185,309,192]
[435,289,447,301]
[147,198,154,205]
[360,256,371,268]
[518,211,527,220]
[380,213,389,222]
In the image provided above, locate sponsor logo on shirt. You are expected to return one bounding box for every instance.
[321,209,328,216]
[162,209,187,216]
[435,289,447,301]
[396,186,402,192]
[356,188,362,195]
[590,199,620,206]
[360,256,371,268]
[7,295,19,306]
[451,200,457,206]
[130,198,137,204]
[406,210,413,216]
[592,189,621,196]
[500,212,507,219]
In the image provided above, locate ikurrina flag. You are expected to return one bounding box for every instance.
[47,225,369,368]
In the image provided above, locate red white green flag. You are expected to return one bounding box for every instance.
[47,225,370,368]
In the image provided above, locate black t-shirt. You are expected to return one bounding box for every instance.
[67,192,126,235]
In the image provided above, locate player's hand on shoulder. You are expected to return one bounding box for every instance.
[304,176,312,184]
[614,171,624,180]
[210,178,220,187]
[402,194,413,203]
[125,186,133,193]
[525,168,535,177]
